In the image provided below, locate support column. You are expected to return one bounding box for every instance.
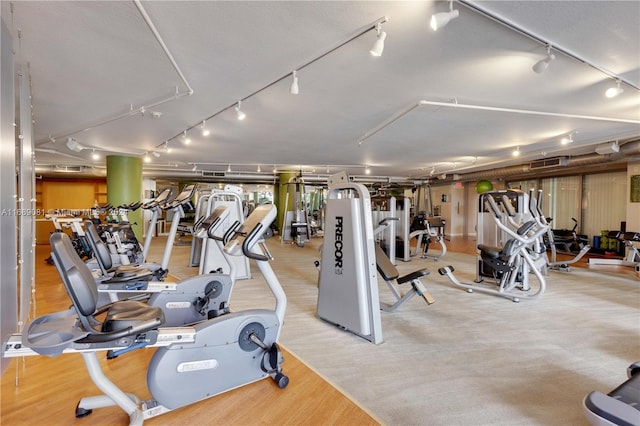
[277,171,297,232]
[106,155,143,237]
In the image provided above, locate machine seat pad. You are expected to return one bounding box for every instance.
[102,301,164,333]
[375,244,399,281]
[478,244,501,259]
[397,269,430,285]
[623,232,640,242]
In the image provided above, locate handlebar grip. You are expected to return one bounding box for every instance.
[379,217,399,225]
[223,221,241,245]
[501,195,516,217]
[485,195,502,219]
[536,189,544,215]
[242,223,269,261]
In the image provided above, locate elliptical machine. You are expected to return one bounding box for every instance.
[4,204,288,425]
[438,191,548,302]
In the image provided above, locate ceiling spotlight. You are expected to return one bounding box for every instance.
[365,165,371,175]
[227,164,232,172]
[143,152,151,163]
[235,101,246,121]
[257,164,262,172]
[181,130,191,145]
[605,80,624,98]
[162,141,172,153]
[91,149,100,161]
[201,120,210,136]
[532,45,555,74]
[369,22,387,57]
[289,70,299,95]
[192,164,197,172]
[512,146,521,157]
[430,0,459,31]
[561,134,574,145]
[152,151,161,158]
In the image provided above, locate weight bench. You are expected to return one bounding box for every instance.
[375,244,434,311]
[589,231,640,268]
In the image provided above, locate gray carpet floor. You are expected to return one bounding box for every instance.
[149,235,640,426]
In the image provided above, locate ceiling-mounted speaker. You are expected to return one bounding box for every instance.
[595,141,620,155]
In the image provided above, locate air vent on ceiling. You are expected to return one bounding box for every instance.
[202,171,226,177]
[530,157,568,170]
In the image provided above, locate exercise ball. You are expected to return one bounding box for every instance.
[475,180,493,194]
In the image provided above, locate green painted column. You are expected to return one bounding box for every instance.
[277,171,297,232]
[106,155,143,238]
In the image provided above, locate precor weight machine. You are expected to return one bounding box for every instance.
[4,204,288,425]
[317,179,433,344]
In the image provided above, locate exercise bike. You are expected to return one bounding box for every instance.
[408,213,447,260]
[545,217,590,255]
[4,204,288,425]
[528,190,590,272]
[83,205,238,326]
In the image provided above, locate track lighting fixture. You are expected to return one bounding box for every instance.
[512,146,521,157]
[369,22,387,57]
[181,130,191,145]
[152,151,161,158]
[532,45,555,74]
[235,101,246,121]
[289,71,299,95]
[257,164,261,172]
[91,149,99,160]
[595,140,620,155]
[143,152,151,163]
[66,137,85,152]
[430,0,459,31]
[162,141,172,153]
[200,120,210,136]
[192,164,197,172]
[227,164,232,172]
[605,80,623,98]
[365,166,371,175]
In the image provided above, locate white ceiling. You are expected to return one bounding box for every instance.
[2,1,639,181]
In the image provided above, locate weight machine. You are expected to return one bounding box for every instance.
[317,177,433,344]
[281,175,311,248]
